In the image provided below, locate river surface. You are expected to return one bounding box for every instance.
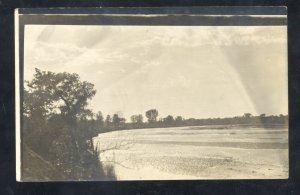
[93,126,288,180]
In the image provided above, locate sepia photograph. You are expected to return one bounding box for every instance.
[15,7,288,181]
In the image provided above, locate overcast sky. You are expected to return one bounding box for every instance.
[24,24,287,120]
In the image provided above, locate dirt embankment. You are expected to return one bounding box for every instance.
[21,145,66,181]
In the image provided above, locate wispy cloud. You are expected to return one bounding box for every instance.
[136,26,287,47]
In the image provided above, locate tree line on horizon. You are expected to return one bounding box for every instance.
[88,109,288,132]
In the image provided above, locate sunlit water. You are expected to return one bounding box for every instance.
[93,126,288,180]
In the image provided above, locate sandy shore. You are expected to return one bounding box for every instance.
[94,126,288,180]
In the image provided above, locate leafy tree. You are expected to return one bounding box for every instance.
[119,117,126,128]
[163,115,175,125]
[145,109,158,123]
[96,111,104,130]
[260,113,266,118]
[26,69,96,120]
[130,115,136,123]
[112,114,121,127]
[175,116,183,122]
[23,69,112,180]
[105,115,112,127]
[243,113,252,118]
[130,114,143,124]
[175,116,183,125]
[112,114,126,128]
[26,69,96,157]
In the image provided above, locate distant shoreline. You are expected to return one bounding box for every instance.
[97,123,288,135]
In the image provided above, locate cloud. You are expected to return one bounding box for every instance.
[96,70,104,75]
[134,26,286,48]
[25,25,286,81]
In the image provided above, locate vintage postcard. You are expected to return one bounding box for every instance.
[15,7,288,181]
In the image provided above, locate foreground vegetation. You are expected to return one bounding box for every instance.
[23,69,115,180]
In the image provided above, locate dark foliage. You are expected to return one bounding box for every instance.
[101,113,288,132]
[23,69,115,181]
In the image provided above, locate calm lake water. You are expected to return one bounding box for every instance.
[93,126,288,180]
